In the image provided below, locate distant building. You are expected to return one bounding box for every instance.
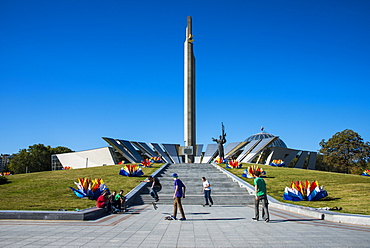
[100,132,317,169]
[239,132,317,169]
[0,154,11,172]
[51,147,119,170]
[51,131,317,171]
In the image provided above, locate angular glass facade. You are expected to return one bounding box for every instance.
[244,132,287,148]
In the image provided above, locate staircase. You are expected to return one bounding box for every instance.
[137,163,254,205]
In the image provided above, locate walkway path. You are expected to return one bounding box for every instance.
[1,204,370,247]
[2,163,370,247]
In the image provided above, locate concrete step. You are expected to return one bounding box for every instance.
[133,163,253,205]
[139,193,255,205]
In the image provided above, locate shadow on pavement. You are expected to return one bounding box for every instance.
[268,218,322,223]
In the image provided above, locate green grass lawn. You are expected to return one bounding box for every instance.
[219,163,370,215]
[1,163,369,215]
[0,164,163,211]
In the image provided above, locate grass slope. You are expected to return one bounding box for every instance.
[0,164,162,211]
[221,163,370,215]
[0,163,369,215]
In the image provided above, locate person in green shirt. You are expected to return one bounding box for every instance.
[252,170,270,222]
[114,190,127,212]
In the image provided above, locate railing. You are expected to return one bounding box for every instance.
[125,163,170,206]
[210,162,255,195]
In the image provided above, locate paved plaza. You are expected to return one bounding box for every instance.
[1,204,370,248]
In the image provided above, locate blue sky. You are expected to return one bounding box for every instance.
[1,0,369,155]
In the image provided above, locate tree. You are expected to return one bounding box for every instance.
[8,149,32,174]
[8,144,72,174]
[51,146,73,155]
[319,129,370,174]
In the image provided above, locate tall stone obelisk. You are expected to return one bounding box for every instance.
[184,16,196,163]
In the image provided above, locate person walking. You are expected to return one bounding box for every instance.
[252,170,270,222]
[171,173,186,221]
[201,177,213,207]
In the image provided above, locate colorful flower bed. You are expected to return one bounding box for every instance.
[69,178,108,200]
[270,159,285,167]
[361,169,370,176]
[141,159,152,167]
[150,156,163,163]
[119,164,144,177]
[242,165,266,178]
[226,159,242,169]
[214,157,227,164]
[283,180,328,201]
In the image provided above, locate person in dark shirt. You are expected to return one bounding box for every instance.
[141,176,162,202]
[171,173,186,220]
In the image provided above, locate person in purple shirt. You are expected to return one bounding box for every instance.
[171,173,186,220]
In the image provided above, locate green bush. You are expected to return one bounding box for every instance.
[0,176,8,185]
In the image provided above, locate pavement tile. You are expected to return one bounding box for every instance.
[1,205,370,247]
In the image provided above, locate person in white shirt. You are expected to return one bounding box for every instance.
[202,177,214,207]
